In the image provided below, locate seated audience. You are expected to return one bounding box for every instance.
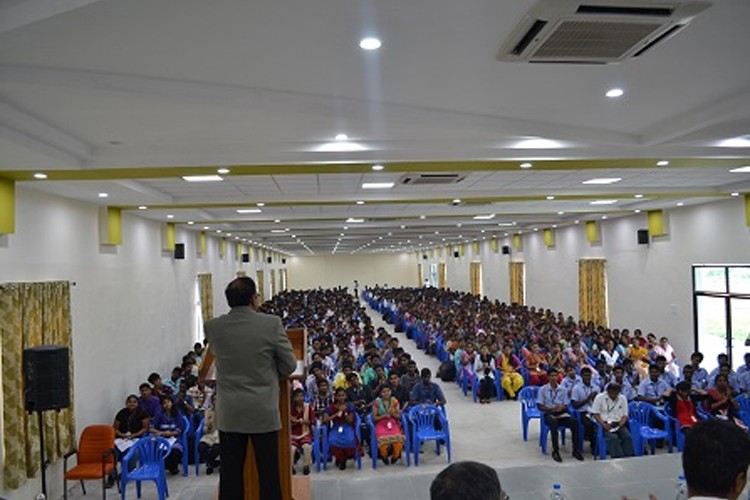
[430,461,506,500]
[198,394,220,474]
[113,394,149,442]
[138,382,161,418]
[386,372,410,411]
[571,367,598,454]
[609,365,636,401]
[322,388,358,470]
[148,372,168,397]
[410,368,446,407]
[686,351,709,390]
[652,336,679,378]
[536,367,583,463]
[524,343,549,386]
[290,388,313,476]
[591,383,634,458]
[150,396,184,475]
[636,365,670,406]
[665,381,700,434]
[312,379,333,419]
[496,344,524,399]
[474,344,497,404]
[706,374,746,428]
[372,385,406,465]
[400,360,421,391]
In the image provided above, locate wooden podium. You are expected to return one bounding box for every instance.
[241,327,307,500]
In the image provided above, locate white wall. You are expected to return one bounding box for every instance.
[421,198,750,367]
[287,253,418,290]
[0,186,282,499]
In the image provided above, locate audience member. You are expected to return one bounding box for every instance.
[372,385,406,465]
[322,387,358,470]
[537,367,583,462]
[150,396,185,475]
[290,388,313,476]
[591,383,634,458]
[430,461,506,500]
[199,394,221,475]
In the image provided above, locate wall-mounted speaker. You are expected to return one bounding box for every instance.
[637,229,649,245]
[24,345,70,412]
[267,256,272,264]
[174,243,185,259]
[501,245,510,255]
[453,251,460,258]
[282,258,286,265]
[242,253,250,263]
[422,255,428,260]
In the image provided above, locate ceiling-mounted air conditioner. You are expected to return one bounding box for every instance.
[497,0,711,64]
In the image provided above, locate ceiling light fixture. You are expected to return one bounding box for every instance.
[166,214,174,219]
[601,215,608,220]
[558,211,565,215]
[33,172,47,179]
[236,208,262,214]
[256,202,265,207]
[182,175,223,182]
[634,194,644,198]
[371,164,384,171]
[362,182,394,189]
[606,88,624,98]
[217,168,230,174]
[473,214,495,220]
[520,162,533,169]
[546,196,555,200]
[346,218,364,223]
[590,199,618,205]
[138,206,147,210]
[656,160,669,167]
[98,193,108,198]
[334,133,348,141]
[731,192,740,196]
[634,210,641,213]
[452,198,461,204]
[187,221,194,225]
[359,37,382,50]
[677,202,684,206]
[718,137,750,148]
[729,166,750,173]
[419,215,426,219]
[582,178,622,185]
[356,201,365,205]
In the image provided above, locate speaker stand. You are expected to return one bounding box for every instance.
[36,410,48,498]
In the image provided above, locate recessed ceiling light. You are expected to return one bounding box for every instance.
[582,178,622,185]
[634,210,641,213]
[514,138,564,149]
[574,220,580,224]
[271,229,286,233]
[606,88,624,98]
[590,199,618,205]
[634,194,644,198]
[419,215,426,219]
[256,202,265,207]
[457,223,462,228]
[217,168,230,174]
[216,230,222,233]
[371,164,384,171]
[552,225,557,228]
[557,211,565,215]
[138,205,147,210]
[452,198,461,204]
[473,214,495,220]
[601,215,608,220]
[533,228,538,232]
[362,182,394,189]
[729,166,750,173]
[227,233,232,236]
[656,160,669,167]
[400,225,406,229]
[166,214,174,219]
[236,208,262,214]
[346,218,364,223]
[203,226,209,230]
[33,172,47,179]
[356,200,365,205]
[731,192,740,196]
[497,223,514,227]
[359,37,382,50]
[335,133,349,141]
[677,202,684,206]
[546,195,555,200]
[520,162,533,169]
[718,137,750,148]
[187,221,194,225]
[98,192,108,198]
[182,175,223,182]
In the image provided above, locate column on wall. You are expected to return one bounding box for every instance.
[469,262,481,296]
[417,263,423,286]
[198,273,214,322]
[509,262,525,305]
[270,269,276,298]
[579,259,608,327]
[256,270,265,303]
[438,262,447,289]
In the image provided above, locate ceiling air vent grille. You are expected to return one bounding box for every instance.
[497,0,711,64]
[399,173,466,185]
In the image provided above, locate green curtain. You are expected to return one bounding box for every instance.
[1,281,75,490]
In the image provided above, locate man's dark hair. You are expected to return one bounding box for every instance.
[580,367,592,376]
[683,419,750,498]
[225,277,257,308]
[147,372,161,384]
[675,380,691,393]
[421,367,432,378]
[139,382,151,391]
[430,461,503,500]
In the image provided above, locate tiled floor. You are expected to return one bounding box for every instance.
[58,303,746,500]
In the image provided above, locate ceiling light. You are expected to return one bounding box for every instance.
[187,221,194,225]
[316,141,366,152]
[335,134,348,141]
[138,206,147,210]
[634,210,641,213]
[346,218,364,223]
[362,182,394,189]
[656,160,670,167]
[343,226,349,230]
[717,137,750,148]
[729,166,750,173]
[497,223,514,227]
[400,225,406,229]
[677,202,684,206]
[601,216,608,220]
[256,202,265,207]
[557,211,565,215]
[582,178,622,185]
[513,138,564,149]
[731,192,740,196]
[574,220,580,224]
[356,201,365,205]
[236,208,262,214]
[182,175,223,182]
[216,230,222,233]
[371,164,384,171]
[634,194,644,198]
[546,196,555,200]
[271,229,286,234]
[166,214,174,219]
[359,37,382,50]
[520,162,533,169]
[590,199,618,205]
[452,198,461,204]
[552,225,557,229]
[217,168,230,174]
[457,223,462,228]
[33,172,47,179]
[533,228,539,232]
[473,214,495,220]
[419,215,426,220]
[606,88,624,98]
[203,226,209,230]
[98,193,108,198]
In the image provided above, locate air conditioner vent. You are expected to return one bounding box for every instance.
[399,173,466,185]
[498,0,711,64]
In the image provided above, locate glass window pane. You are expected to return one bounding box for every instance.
[694,267,727,293]
[729,267,750,294]
[730,298,750,370]
[696,295,728,365]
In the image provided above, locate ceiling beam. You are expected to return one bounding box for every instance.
[0,0,106,36]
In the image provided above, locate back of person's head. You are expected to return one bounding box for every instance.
[430,461,503,500]
[421,367,432,379]
[683,419,750,499]
[147,372,161,384]
[225,277,257,308]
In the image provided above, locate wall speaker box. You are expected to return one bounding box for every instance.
[501,245,511,255]
[282,258,286,265]
[24,345,70,412]
[174,243,185,259]
[241,253,249,263]
[267,257,272,264]
[422,255,428,260]
[637,229,649,245]
[453,251,460,258]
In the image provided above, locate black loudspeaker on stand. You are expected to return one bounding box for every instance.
[24,345,71,498]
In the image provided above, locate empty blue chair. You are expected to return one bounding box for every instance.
[408,405,451,466]
[628,402,672,456]
[518,386,541,442]
[120,436,172,500]
[737,394,750,428]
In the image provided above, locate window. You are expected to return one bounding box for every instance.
[693,265,750,369]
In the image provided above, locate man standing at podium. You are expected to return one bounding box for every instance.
[201,277,297,500]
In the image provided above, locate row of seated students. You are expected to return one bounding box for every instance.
[111,342,220,483]
[261,288,447,473]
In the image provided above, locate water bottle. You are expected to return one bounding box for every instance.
[35,494,46,500]
[675,474,687,500]
[550,483,564,500]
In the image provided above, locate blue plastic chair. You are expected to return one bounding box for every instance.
[408,405,451,466]
[471,368,503,402]
[120,436,172,500]
[518,386,541,442]
[317,414,362,471]
[628,402,673,456]
[737,394,750,428]
[192,415,205,475]
[366,413,410,469]
[539,407,575,455]
[179,415,191,476]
